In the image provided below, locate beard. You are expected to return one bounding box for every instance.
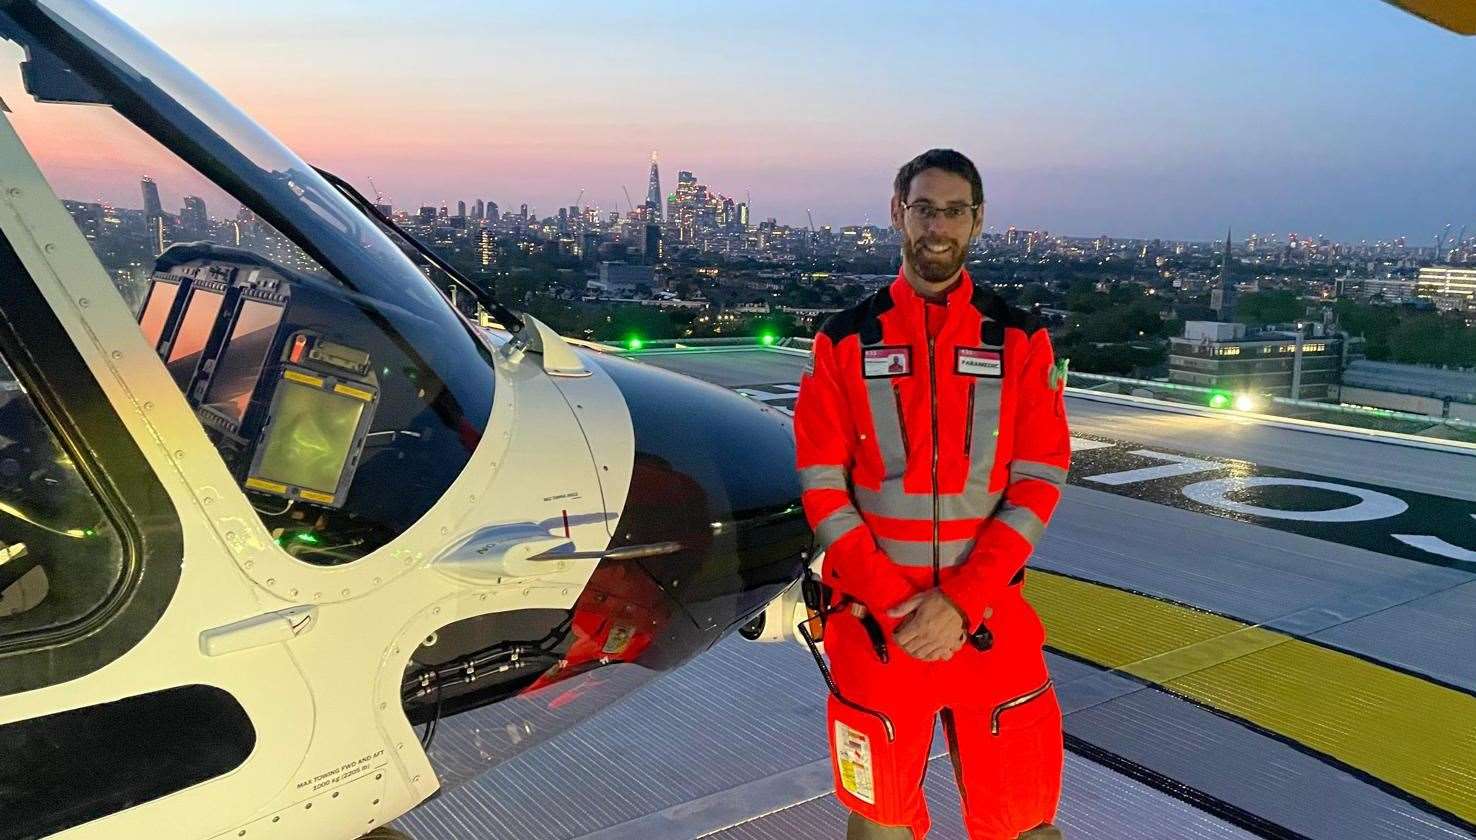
[905,234,967,284]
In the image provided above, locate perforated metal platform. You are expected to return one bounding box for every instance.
[393,347,1476,840]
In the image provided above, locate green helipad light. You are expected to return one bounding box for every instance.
[760,332,776,346]
[627,336,644,350]
[1209,392,1231,409]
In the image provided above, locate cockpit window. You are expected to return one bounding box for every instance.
[0,0,498,564]
[0,356,122,644]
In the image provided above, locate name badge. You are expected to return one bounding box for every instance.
[956,346,1002,377]
[862,346,911,378]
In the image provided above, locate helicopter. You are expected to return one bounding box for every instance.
[0,2,809,838]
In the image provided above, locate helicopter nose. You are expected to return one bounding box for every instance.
[589,351,810,667]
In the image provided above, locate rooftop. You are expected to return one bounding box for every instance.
[397,343,1476,840]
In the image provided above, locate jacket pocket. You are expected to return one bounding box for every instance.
[990,679,1054,736]
[963,382,976,457]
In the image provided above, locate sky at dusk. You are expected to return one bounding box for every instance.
[82,1,1476,242]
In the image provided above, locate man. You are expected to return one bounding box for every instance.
[794,149,1070,839]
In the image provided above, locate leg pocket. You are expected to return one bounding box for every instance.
[947,684,1064,839]
[828,694,933,837]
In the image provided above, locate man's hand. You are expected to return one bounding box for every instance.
[887,589,968,661]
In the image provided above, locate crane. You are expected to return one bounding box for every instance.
[1435,223,1453,258]
[573,188,584,209]
[621,186,636,212]
[367,176,384,204]
[806,209,815,232]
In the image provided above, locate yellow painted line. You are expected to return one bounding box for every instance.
[1025,570,1476,823]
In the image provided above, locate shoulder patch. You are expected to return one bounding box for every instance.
[969,284,1042,343]
[820,287,894,346]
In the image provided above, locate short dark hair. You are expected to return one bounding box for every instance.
[893,149,984,206]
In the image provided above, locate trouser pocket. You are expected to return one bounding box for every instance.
[990,679,1054,736]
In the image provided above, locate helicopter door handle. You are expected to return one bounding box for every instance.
[200,605,318,657]
[433,522,578,584]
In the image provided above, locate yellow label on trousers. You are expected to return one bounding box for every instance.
[834,721,876,805]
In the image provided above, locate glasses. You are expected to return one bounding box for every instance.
[902,201,980,223]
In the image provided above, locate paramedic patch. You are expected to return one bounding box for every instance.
[956,346,1002,377]
[862,346,911,378]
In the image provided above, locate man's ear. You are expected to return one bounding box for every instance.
[889,194,904,231]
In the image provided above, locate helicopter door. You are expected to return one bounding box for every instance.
[0,4,627,836]
[0,117,320,839]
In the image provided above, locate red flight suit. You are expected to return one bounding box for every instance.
[794,270,1070,839]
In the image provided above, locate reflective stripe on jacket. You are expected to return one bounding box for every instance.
[794,269,1070,630]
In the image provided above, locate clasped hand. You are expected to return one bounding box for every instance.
[887,589,968,661]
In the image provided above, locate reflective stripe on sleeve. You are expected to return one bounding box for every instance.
[815,505,866,549]
[1009,459,1068,486]
[800,464,850,492]
[994,503,1047,547]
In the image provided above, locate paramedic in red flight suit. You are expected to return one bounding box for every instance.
[794,149,1070,840]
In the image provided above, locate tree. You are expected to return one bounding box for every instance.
[1107,283,1142,305]
[1390,315,1458,366]
[752,312,798,339]
[1018,282,1053,307]
[1235,291,1302,325]
[1064,279,1106,313]
[593,305,676,343]
[1334,300,1399,361]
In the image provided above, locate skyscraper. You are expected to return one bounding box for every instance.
[644,223,661,265]
[180,196,207,239]
[487,201,499,222]
[645,152,663,223]
[140,176,162,220]
[1211,228,1238,322]
[457,200,467,218]
[478,228,496,268]
[473,198,484,220]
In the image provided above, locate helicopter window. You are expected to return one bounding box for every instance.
[0,357,123,643]
[136,277,180,352]
[202,299,280,427]
[0,5,498,566]
[164,286,224,392]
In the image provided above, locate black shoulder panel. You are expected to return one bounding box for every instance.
[820,286,894,346]
[970,284,1042,343]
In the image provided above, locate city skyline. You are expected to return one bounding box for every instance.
[64,166,1462,251]
[81,1,1476,242]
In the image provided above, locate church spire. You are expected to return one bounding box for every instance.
[1212,228,1237,322]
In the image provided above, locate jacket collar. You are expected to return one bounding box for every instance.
[889,267,977,331]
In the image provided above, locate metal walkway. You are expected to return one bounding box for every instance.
[393,347,1476,840]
